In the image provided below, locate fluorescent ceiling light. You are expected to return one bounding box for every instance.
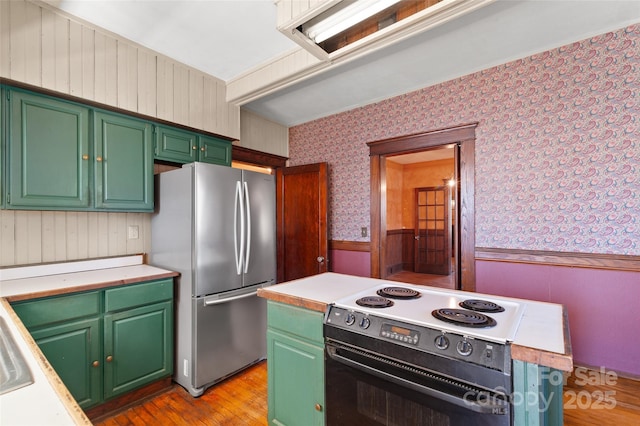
[305,0,403,43]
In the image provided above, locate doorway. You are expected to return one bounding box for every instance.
[367,123,477,292]
[384,148,456,289]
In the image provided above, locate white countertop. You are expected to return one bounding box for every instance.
[261,273,385,305]
[259,272,571,370]
[0,255,179,425]
[0,255,178,301]
[0,300,87,426]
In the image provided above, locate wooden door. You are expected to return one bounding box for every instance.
[414,186,451,275]
[276,163,328,282]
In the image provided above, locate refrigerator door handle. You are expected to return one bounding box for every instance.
[234,180,244,275]
[203,290,258,306]
[243,181,251,274]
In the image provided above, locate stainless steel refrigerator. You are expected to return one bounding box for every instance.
[149,162,275,397]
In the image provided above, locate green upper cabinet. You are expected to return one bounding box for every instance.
[199,135,232,166]
[7,89,90,209]
[94,111,153,211]
[154,125,198,164]
[4,88,153,212]
[154,125,231,166]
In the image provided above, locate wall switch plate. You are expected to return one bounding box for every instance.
[127,225,139,239]
[361,227,368,237]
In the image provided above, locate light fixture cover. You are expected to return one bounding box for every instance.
[304,0,403,43]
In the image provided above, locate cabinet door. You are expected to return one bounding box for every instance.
[103,301,173,399]
[94,111,153,211]
[7,90,90,209]
[30,318,102,409]
[154,125,197,163]
[198,135,231,166]
[267,329,325,426]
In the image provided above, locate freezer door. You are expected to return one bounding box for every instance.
[194,163,243,296]
[193,289,266,388]
[242,170,276,287]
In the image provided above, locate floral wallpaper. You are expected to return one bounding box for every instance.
[289,25,639,255]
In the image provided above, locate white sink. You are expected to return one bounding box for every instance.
[0,317,34,395]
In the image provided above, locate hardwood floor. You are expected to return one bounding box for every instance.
[386,270,456,289]
[94,362,640,425]
[93,362,268,426]
[563,367,640,426]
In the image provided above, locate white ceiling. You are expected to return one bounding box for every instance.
[47,1,640,127]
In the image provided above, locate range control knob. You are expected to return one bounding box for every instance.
[457,340,473,357]
[359,317,371,329]
[345,313,356,326]
[434,335,449,350]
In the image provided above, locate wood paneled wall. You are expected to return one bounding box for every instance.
[0,0,237,267]
[385,229,414,275]
[240,109,289,157]
[0,211,149,267]
[0,0,239,137]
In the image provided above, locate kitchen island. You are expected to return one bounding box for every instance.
[258,272,572,426]
[0,255,178,425]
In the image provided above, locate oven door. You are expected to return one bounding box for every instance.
[325,340,511,426]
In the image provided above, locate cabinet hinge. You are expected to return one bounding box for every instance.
[6,194,9,203]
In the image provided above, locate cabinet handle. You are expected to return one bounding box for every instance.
[192,146,197,150]
[200,147,205,152]
[106,355,113,362]
[96,156,103,162]
[82,154,89,160]
[92,361,99,367]
[315,403,322,412]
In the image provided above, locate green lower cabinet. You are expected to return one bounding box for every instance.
[11,278,174,410]
[512,360,564,426]
[30,317,102,408]
[266,301,325,426]
[104,301,173,399]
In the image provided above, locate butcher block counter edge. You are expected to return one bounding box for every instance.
[258,273,573,372]
[256,290,328,313]
[511,306,573,372]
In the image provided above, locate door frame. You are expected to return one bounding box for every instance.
[367,123,477,291]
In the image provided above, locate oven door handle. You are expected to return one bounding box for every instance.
[327,347,508,415]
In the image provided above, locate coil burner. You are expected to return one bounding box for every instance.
[355,296,394,308]
[376,286,421,300]
[432,308,497,328]
[459,299,505,313]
